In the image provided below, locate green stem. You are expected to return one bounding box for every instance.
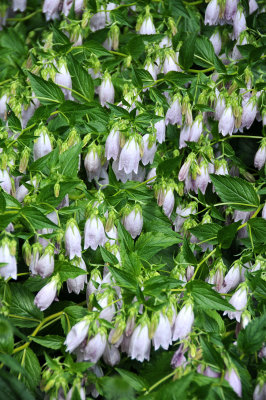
[191,248,216,280]
[145,370,177,395]
[57,84,91,103]
[6,10,41,22]
[188,66,215,73]
[0,79,11,86]
[237,204,263,231]
[184,0,203,5]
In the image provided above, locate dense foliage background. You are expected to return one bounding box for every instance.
[0,0,265,399]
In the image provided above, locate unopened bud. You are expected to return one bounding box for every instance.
[19,148,30,173]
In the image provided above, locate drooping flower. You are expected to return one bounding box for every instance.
[204,0,220,25]
[163,50,179,74]
[128,323,151,362]
[189,115,203,143]
[67,257,87,295]
[241,96,257,129]
[171,344,187,368]
[152,313,172,350]
[103,343,121,366]
[12,0,27,12]
[254,140,266,170]
[82,330,107,363]
[64,219,82,260]
[105,129,120,161]
[0,169,12,194]
[34,244,54,278]
[54,62,72,100]
[179,124,191,149]
[84,146,102,182]
[64,319,90,353]
[84,215,106,250]
[0,239,17,280]
[249,0,258,14]
[138,16,156,35]
[42,0,60,21]
[225,0,238,21]
[220,262,242,293]
[224,284,248,322]
[33,126,52,161]
[142,134,157,166]
[253,382,266,400]
[165,94,182,126]
[210,30,222,55]
[233,7,246,40]
[218,105,235,136]
[34,279,58,311]
[122,205,143,239]
[225,367,242,398]
[118,137,141,174]
[172,303,194,341]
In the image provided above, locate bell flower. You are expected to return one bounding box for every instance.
[35,245,54,278]
[210,31,222,55]
[142,134,157,166]
[67,257,87,295]
[34,278,58,311]
[105,129,120,161]
[233,7,246,40]
[64,319,90,353]
[163,51,179,74]
[0,169,12,194]
[42,0,60,21]
[225,0,238,21]
[118,137,141,174]
[12,0,27,12]
[179,124,191,149]
[171,344,187,368]
[204,0,220,25]
[172,302,194,341]
[162,187,175,218]
[112,160,132,183]
[165,94,182,126]
[128,322,151,362]
[254,141,266,170]
[138,16,156,35]
[84,215,106,250]
[99,72,115,107]
[218,105,235,136]
[33,127,52,161]
[241,96,257,129]
[189,115,203,143]
[64,219,82,260]
[83,329,107,363]
[224,284,248,322]
[152,313,172,350]
[84,146,102,182]
[103,343,121,366]
[253,383,266,400]
[0,239,17,280]
[122,205,143,239]
[249,0,258,14]
[225,367,242,398]
[220,262,242,293]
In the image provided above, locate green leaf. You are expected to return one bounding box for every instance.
[30,335,65,350]
[135,232,181,260]
[217,221,241,249]
[164,71,193,86]
[169,0,189,18]
[14,348,41,391]
[83,40,111,56]
[210,175,260,211]
[0,317,14,354]
[189,223,222,245]
[26,71,65,105]
[187,281,235,311]
[200,337,224,369]
[143,276,182,297]
[99,376,135,400]
[7,105,21,132]
[9,284,43,328]
[29,147,59,174]
[55,261,87,283]
[196,309,225,333]
[157,156,181,177]
[21,206,59,230]
[182,237,197,265]
[0,370,35,400]
[179,32,197,70]
[237,314,266,354]
[100,247,119,265]
[247,218,266,245]
[61,306,88,332]
[127,36,144,58]
[115,368,147,392]
[67,55,94,102]
[0,192,6,213]
[52,26,71,53]
[154,373,194,400]
[59,143,83,177]
[108,266,138,291]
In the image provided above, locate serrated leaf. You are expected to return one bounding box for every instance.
[67,55,94,102]
[182,237,197,265]
[116,368,147,392]
[217,221,241,249]
[7,105,21,132]
[0,317,14,354]
[179,32,197,70]
[55,261,87,283]
[108,265,137,291]
[189,223,222,245]
[9,284,43,328]
[59,142,83,177]
[187,281,235,311]
[83,40,111,56]
[21,206,59,230]
[135,232,181,260]
[200,337,224,369]
[143,276,182,297]
[14,348,41,391]
[210,175,260,211]
[247,218,266,245]
[237,314,266,354]
[154,373,193,400]
[26,71,64,105]
[30,335,65,350]
[100,247,119,265]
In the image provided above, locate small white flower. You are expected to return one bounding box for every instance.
[84,148,102,182]
[155,118,166,144]
[99,73,115,107]
[142,134,157,166]
[204,0,220,25]
[0,242,17,280]
[54,63,72,100]
[152,314,172,350]
[0,169,12,194]
[210,31,222,55]
[138,16,156,35]
[225,0,238,21]
[144,60,157,81]
[103,343,121,366]
[67,257,87,295]
[179,125,191,149]
[83,332,107,363]
[249,0,258,14]
[178,159,192,182]
[194,161,210,195]
[35,245,54,278]
[65,220,82,260]
[225,367,242,398]
[172,303,194,341]
[162,188,175,218]
[90,7,106,32]
[33,130,52,161]
[12,0,27,12]
[224,285,248,322]
[84,216,106,250]
[118,138,141,174]
[122,207,143,239]
[128,324,151,362]
[241,96,257,129]
[215,90,226,121]
[254,146,266,170]
[233,8,246,40]
[42,0,60,21]
[218,106,235,136]
[112,160,132,183]
[253,383,266,400]
[64,319,89,353]
[189,117,203,143]
[105,129,120,161]
[34,280,57,311]
[221,264,241,293]
[165,96,182,126]
[163,53,179,74]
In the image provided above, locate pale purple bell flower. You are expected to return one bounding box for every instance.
[204,0,220,25]
[178,157,193,182]
[65,220,82,260]
[142,134,157,166]
[12,0,27,12]
[0,169,12,194]
[232,35,248,60]
[144,60,157,81]
[218,106,235,136]
[215,160,229,175]
[254,145,266,170]
[84,148,102,182]
[162,188,175,218]
[233,8,246,40]
[103,343,121,366]
[105,129,120,161]
[128,324,151,362]
[210,31,222,55]
[99,73,115,107]
[172,303,194,341]
[42,0,60,20]
[138,16,156,35]
[146,167,156,186]
[83,331,107,363]
[118,137,141,174]
[122,207,143,239]
[90,7,106,32]
[241,96,257,129]
[159,36,172,48]
[84,216,106,250]
[165,95,182,126]
[54,63,73,100]
[225,367,242,398]
[34,279,57,311]
[171,344,187,368]
[262,203,266,219]
[179,125,191,149]
[224,284,248,322]
[0,94,7,120]
[220,263,241,293]
[189,116,203,143]
[152,313,172,350]
[215,90,226,120]
[0,241,17,280]
[67,257,87,295]
[155,118,166,144]
[35,245,54,278]
[33,129,52,161]
[64,319,89,353]
[66,387,86,400]
[253,383,266,400]
[163,53,179,74]
[225,0,238,21]
[203,367,220,378]
[97,293,116,322]
[194,161,210,194]
[249,0,258,14]
[112,160,132,183]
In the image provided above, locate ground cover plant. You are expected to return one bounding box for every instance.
[0,0,265,399]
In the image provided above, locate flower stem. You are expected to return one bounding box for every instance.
[191,248,216,280]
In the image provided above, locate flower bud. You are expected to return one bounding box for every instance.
[225,367,242,398]
[155,109,166,144]
[253,382,266,400]
[19,148,30,173]
[34,278,58,311]
[220,262,242,293]
[210,30,222,55]
[105,129,120,161]
[64,219,82,260]
[35,244,55,278]
[249,0,258,14]
[122,205,143,239]
[84,146,102,182]
[254,139,266,170]
[64,319,90,353]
